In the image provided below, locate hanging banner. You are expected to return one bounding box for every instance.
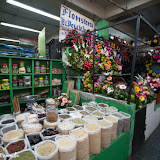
[59,4,94,42]
[19,38,38,46]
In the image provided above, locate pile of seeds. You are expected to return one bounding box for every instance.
[70,129,86,139]
[3,129,22,140]
[72,118,85,124]
[84,116,97,123]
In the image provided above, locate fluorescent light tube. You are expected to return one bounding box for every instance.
[0,37,20,42]
[7,0,60,21]
[1,22,40,33]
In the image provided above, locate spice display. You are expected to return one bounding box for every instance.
[104,116,118,140]
[1,119,14,124]
[80,111,90,116]
[73,105,83,110]
[85,106,96,112]
[12,64,18,74]
[98,103,108,108]
[97,120,113,148]
[27,134,42,146]
[38,113,46,118]
[11,150,35,160]
[3,129,23,140]
[72,118,85,124]
[119,111,131,132]
[84,123,101,154]
[108,107,118,112]
[42,128,59,137]
[59,114,71,120]
[56,136,76,160]
[2,79,10,89]
[44,76,49,85]
[70,128,89,160]
[13,80,18,88]
[58,121,75,135]
[83,116,97,123]
[18,79,23,88]
[66,107,75,111]
[38,77,44,86]
[7,140,25,154]
[40,65,46,73]
[1,124,17,135]
[1,63,9,74]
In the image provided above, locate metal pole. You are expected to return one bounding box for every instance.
[127,16,141,104]
[92,30,95,94]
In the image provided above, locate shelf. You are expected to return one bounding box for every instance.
[34,73,50,75]
[0,74,9,76]
[52,73,63,75]
[13,87,32,90]
[52,84,62,86]
[0,103,12,107]
[0,89,10,91]
[34,85,50,88]
[12,73,32,75]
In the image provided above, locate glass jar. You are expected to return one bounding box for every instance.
[40,65,46,73]
[13,75,18,81]
[19,61,25,68]
[38,77,44,86]
[26,67,31,73]
[46,98,58,123]
[12,64,18,74]
[13,80,18,88]
[35,66,40,73]
[34,78,38,86]
[44,76,49,85]
[1,63,9,74]
[18,79,23,88]
[2,79,10,89]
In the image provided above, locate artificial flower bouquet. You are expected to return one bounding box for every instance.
[82,71,92,92]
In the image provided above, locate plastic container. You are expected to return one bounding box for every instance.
[58,121,75,135]
[97,120,113,148]
[0,117,17,128]
[25,132,44,149]
[70,127,89,160]
[98,103,109,109]
[2,79,10,90]
[0,146,6,160]
[112,112,124,135]
[23,76,31,87]
[58,114,72,121]
[19,61,24,68]
[71,118,86,128]
[119,111,131,132]
[12,75,18,81]
[0,124,18,136]
[85,106,97,113]
[12,64,18,74]
[91,111,105,120]
[5,139,27,155]
[38,77,44,86]
[84,122,101,154]
[35,140,58,160]
[43,119,60,129]
[55,135,77,160]
[26,67,31,73]
[12,80,18,88]
[66,107,76,113]
[104,115,118,140]
[35,67,40,73]
[1,63,9,74]
[107,106,118,113]
[40,65,46,73]
[34,78,39,86]
[83,116,98,123]
[44,76,49,85]
[18,79,23,88]
[35,61,40,67]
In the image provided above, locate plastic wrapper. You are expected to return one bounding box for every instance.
[16,113,30,127]
[0,124,18,136]
[43,119,60,129]
[91,111,105,120]
[23,123,42,134]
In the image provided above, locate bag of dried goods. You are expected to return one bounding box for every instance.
[0,117,17,128]
[73,105,83,111]
[3,129,24,146]
[84,122,101,154]
[5,139,27,155]
[0,137,3,146]
[112,112,124,135]
[0,124,18,136]
[91,111,104,120]
[58,121,75,135]
[83,116,98,123]
[85,106,97,113]
[98,103,109,109]
[69,112,82,119]
[107,106,118,113]
[0,146,6,160]
[97,120,113,148]
[9,149,36,160]
[119,111,131,132]
[79,111,90,117]
[70,128,89,160]
[71,118,86,128]
[66,107,76,113]
[104,115,118,140]
[41,128,60,140]
[100,109,110,116]
[55,135,77,160]
[43,119,60,129]
[25,132,44,149]
[32,105,45,114]
[16,112,30,124]
[26,114,38,124]
[58,114,72,121]
[35,140,58,160]
[23,123,42,134]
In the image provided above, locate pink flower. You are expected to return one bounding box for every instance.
[61,102,65,106]
[84,85,88,88]
[107,76,112,81]
[62,98,68,103]
[143,91,150,95]
[155,50,159,54]
[68,100,72,103]
[119,85,127,89]
[83,76,85,78]
[136,92,142,97]
[143,94,147,99]
[83,82,86,84]
[154,88,157,91]
[157,59,160,63]
[82,79,84,81]
[118,65,122,70]
[143,87,148,90]
[103,85,107,89]
[88,89,91,92]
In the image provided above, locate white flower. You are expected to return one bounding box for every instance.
[107,87,114,94]
[82,42,85,48]
[73,44,78,52]
[119,85,127,90]
[89,50,93,54]
[84,54,90,58]
[68,53,72,56]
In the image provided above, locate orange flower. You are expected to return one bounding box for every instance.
[135,86,140,92]
[133,81,138,86]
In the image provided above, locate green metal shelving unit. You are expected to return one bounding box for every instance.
[0,55,65,114]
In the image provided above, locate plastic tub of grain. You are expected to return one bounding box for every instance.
[55,135,77,160]
[84,122,101,154]
[25,132,44,149]
[83,116,98,123]
[9,149,37,160]
[98,103,109,109]
[112,112,124,135]
[5,139,27,155]
[104,115,118,140]
[3,129,24,146]
[91,111,104,120]
[23,123,43,134]
[70,127,89,160]
[0,146,6,160]
[100,109,110,116]
[41,128,60,140]
[85,106,97,113]
[73,105,84,111]
[82,103,92,107]
[72,118,86,128]
[58,121,75,135]
[97,120,113,148]
[58,114,72,121]
[119,111,131,132]
[79,111,90,117]
[66,107,76,113]
[35,140,58,160]
[107,106,118,113]
[0,124,18,136]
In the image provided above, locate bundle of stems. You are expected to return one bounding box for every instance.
[12,96,20,113]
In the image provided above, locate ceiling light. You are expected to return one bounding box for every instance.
[150,49,153,52]
[0,37,20,43]
[1,22,40,33]
[7,0,60,21]
[124,40,127,44]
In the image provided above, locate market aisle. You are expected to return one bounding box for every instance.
[132,125,160,160]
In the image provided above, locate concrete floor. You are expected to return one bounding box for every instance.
[132,125,160,160]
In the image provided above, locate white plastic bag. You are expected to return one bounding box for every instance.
[0,117,17,128]
[43,119,60,129]
[0,146,6,160]
[0,124,18,136]
[23,123,42,134]
[83,115,98,123]
[91,111,105,120]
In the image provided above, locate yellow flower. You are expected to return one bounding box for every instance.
[88,84,91,88]
[153,39,158,43]
[135,86,140,92]
[131,95,135,99]
[152,72,156,76]
[149,70,152,74]
[139,96,145,101]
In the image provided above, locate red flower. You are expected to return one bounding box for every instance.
[71,56,73,58]
[71,46,74,48]
[68,98,70,100]
[70,62,72,65]
[66,36,69,38]
[80,56,83,58]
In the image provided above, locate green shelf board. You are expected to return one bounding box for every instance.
[34,73,50,75]
[0,74,9,76]
[0,103,12,107]
[34,85,50,88]
[52,84,62,86]
[12,73,32,75]
[13,87,32,90]
[52,73,63,75]
[0,89,10,91]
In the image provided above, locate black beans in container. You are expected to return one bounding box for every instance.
[42,128,59,137]
[1,119,15,124]
[73,105,83,110]
[27,135,42,146]
[38,113,46,119]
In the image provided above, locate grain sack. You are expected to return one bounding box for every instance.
[104,115,118,140]
[55,135,77,160]
[70,127,89,160]
[84,122,101,154]
[97,120,113,148]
